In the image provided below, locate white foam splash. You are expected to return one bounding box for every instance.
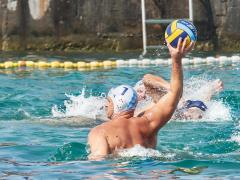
[118,145,175,159]
[136,76,231,121]
[203,101,231,121]
[183,76,214,101]
[181,77,231,121]
[52,77,231,122]
[52,88,107,120]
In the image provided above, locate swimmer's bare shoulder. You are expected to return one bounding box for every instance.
[88,117,150,159]
[88,125,109,160]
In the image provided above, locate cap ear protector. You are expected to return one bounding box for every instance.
[108,85,138,113]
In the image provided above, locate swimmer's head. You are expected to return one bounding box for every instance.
[185,100,208,111]
[107,85,138,118]
[182,100,208,119]
[183,107,204,119]
[134,80,146,101]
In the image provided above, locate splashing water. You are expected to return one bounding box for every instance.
[52,88,107,120]
[183,76,216,101]
[203,100,231,121]
[52,77,231,122]
[181,77,231,121]
[135,76,231,121]
[117,144,175,160]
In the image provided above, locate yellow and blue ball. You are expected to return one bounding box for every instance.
[165,19,197,48]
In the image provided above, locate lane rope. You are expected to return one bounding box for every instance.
[0,56,239,69]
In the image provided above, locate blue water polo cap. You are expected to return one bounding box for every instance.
[185,100,208,111]
[108,85,138,113]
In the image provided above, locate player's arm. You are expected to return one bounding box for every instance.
[88,128,109,160]
[143,74,170,91]
[143,38,194,132]
[142,74,171,103]
[203,79,224,101]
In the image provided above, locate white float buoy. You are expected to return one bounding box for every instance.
[128,59,138,65]
[194,57,206,64]
[231,55,240,62]
[124,60,130,66]
[168,58,172,65]
[150,60,157,65]
[206,57,216,64]
[218,56,229,61]
[161,59,168,65]
[154,59,165,65]
[218,56,231,64]
[116,60,126,66]
[182,58,190,65]
[141,59,151,65]
[189,59,194,64]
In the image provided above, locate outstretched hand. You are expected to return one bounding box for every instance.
[167,38,195,62]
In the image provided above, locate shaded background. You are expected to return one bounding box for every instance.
[0,0,240,52]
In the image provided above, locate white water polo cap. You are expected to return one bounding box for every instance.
[108,85,138,113]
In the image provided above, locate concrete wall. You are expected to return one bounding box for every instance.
[0,0,240,51]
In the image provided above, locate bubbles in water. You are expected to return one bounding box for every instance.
[49,142,88,161]
[230,123,240,145]
[52,88,107,120]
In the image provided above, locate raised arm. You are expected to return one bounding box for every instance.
[143,38,194,132]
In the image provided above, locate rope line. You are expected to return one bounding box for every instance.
[0,56,239,69]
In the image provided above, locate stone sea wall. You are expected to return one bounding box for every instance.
[0,0,240,52]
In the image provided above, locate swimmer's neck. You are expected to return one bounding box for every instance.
[111,110,134,120]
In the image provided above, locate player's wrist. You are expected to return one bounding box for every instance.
[172,57,182,65]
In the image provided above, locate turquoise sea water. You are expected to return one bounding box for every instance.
[0,52,240,179]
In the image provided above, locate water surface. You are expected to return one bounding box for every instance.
[0,52,239,179]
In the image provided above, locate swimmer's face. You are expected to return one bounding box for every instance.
[106,97,114,119]
[183,107,204,119]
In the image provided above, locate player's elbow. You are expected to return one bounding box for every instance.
[143,74,154,86]
[143,74,152,79]
[143,74,153,82]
